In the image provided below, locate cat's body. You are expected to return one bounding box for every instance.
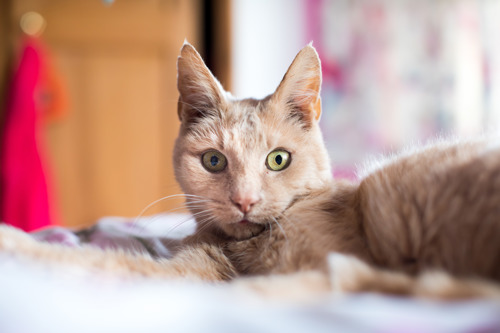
[1,43,500,300]
[226,138,500,283]
[173,43,500,285]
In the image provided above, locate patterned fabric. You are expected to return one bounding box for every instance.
[32,214,196,258]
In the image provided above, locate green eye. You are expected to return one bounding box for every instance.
[202,150,227,173]
[266,150,291,171]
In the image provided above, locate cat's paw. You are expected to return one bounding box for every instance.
[170,243,237,281]
[328,253,500,299]
[414,271,500,299]
[230,271,330,301]
[327,252,413,295]
[327,253,373,294]
[0,224,37,253]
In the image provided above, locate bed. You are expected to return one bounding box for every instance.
[1,215,499,333]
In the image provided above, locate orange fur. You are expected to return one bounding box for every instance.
[1,43,500,301]
[174,42,500,298]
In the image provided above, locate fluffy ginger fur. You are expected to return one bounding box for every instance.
[1,43,500,301]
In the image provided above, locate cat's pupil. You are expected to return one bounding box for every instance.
[210,155,219,166]
[275,154,283,165]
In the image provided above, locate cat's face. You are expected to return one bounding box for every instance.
[174,43,332,240]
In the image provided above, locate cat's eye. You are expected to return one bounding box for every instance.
[266,150,291,171]
[201,150,227,173]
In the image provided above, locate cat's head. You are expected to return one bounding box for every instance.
[174,42,332,240]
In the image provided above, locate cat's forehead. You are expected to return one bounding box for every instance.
[186,97,283,151]
[221,98,269,148]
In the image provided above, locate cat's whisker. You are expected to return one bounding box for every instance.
[189,210,219,230]
[160,209,215,242]
[182,201,214,210]
[181,204,211,212]
[272,216,288,243]
[161,216,197,247]
[191,209,216,219]
[133,202,202,226]
[185,197,211,202]
[134,194,215,225]
[135,194,190,220]
[192,217,218,237]
[268,220,273,245]
[274,215,295,268]
[283,215,301,236]
[183,202,212,208]
[160,216,209,251]
[131,203,212,239]
[196,217,217,231]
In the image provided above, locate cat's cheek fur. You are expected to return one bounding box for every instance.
[174,148,264,239]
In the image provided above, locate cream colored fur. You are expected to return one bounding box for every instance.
[0,42,500,301]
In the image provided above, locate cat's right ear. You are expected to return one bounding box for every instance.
[177,42,226,123]
[272,44,322,128]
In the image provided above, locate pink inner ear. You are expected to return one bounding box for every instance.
[288,91,321,124]
[312,96,322,120]
[287,71,322,123]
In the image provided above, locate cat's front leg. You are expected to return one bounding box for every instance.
[0,224,236,282]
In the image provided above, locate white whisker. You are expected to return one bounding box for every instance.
[272,216,288,243]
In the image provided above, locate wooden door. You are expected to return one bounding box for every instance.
[7,0,202,228]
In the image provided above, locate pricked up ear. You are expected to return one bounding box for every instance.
[272,44,322,127]
[177,42,226,124]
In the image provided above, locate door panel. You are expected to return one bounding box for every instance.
[8,0,202,227]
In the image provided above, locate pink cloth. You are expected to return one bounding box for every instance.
[1,39,54,231]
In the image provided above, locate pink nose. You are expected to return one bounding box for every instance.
[231,193,260,213]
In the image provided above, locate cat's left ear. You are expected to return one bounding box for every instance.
[273,43,322,126]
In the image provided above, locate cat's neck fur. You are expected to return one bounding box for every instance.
[224,178,371,275]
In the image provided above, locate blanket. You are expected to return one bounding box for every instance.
[1,215,500,333]
[31,214,196,257]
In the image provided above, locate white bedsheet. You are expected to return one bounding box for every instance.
[1,252,500,333]
[1,215,500,333]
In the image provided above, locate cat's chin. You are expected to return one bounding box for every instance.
[222,220,266,241]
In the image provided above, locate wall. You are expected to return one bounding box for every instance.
[232,0,500,178]
[2,0,203,228]
[231,0,306,99]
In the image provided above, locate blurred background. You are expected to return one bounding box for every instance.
[0,0,497,230]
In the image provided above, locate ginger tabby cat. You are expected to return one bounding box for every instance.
[1,42,500,300]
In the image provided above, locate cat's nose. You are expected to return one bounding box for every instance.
[231,192,260,214]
